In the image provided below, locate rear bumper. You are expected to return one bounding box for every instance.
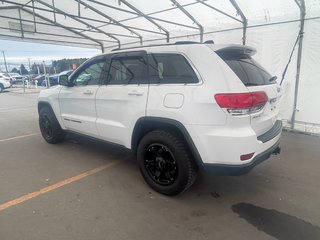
[2,82,11,88]
[185,119,282,171]
[257,120,282,143]
[203,139,281,175]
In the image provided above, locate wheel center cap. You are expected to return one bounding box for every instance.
[156,157,165,168]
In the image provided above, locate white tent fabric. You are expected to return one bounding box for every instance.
[0,0,320,133]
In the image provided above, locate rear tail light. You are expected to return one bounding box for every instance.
[215,91,268,115]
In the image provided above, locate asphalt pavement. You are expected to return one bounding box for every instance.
[0,88,319,240]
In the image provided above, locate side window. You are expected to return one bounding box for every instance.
[72,60,106,86]
[108,57,147,85]
[148,54,198,84]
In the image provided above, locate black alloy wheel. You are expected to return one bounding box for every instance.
[39,107,65,144]
[137,130,197,195]
[40,114,53,139]
[145,143,178,186]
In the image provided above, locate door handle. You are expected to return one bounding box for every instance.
[128,90,144,96]
[83,90,93,95]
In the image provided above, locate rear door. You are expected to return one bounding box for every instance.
[95,52,149,147]
[146,53,201,124]
[218,49,281,136]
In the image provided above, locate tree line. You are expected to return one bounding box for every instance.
[10,58,88,75]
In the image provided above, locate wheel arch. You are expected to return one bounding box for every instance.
[38,101,53,113]
[131,117,203,167]
[38,101,65,130]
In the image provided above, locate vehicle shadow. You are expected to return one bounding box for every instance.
[65,132,133,161]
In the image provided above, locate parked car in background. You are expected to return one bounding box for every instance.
[33,75,45,85]
[42,75,59,87]
[34,71,74,87]
[0,73,12,83]
[0,75,11,92]
[34,74,60,87]
[58,70,73,84]
[7,73,26,84]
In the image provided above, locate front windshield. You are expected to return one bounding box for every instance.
[1,73,10,77]
[8,73,20,77]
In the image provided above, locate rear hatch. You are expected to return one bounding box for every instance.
[216,46,281,136]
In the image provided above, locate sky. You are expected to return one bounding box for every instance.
[0,40,101,72]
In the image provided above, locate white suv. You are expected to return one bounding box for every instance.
[38,42,282,195]
[0,73,11,92]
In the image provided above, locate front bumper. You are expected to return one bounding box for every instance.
[203,139,281,175]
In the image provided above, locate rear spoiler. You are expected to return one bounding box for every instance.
[215,45,257,57]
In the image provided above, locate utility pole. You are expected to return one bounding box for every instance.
[21,64,25,93]
[43,61,50,88]
[43,61,46,75]
[27,58,31,89]
[1,50,9,73]
[28,58,31,70]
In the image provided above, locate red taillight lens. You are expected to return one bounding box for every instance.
[240,152,255,161]
[215,92,268,109]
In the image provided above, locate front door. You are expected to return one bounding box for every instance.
[59,57,107,137]
[95,52,149,147]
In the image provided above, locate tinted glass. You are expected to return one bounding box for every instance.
[218,52,273,86]
[148,54,198,84]
[108,57,147,85]
[73,60,106,86]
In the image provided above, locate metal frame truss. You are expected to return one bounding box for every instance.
[0,0,249,51]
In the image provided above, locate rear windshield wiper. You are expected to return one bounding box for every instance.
[245,83,259,86]
[237,59,270,75]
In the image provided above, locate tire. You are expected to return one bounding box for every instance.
[39,106,65,144]
[137,130,197,195]
[0,84,3,93]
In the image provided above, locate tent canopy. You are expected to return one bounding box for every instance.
[0,0,318,51]
[1,0,320,134]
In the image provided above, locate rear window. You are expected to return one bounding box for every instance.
[218,51,273,86]
[148,54,198,84]
[108,57,147,85]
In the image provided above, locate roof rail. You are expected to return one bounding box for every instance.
[174,41,199,45]
[204,40,214,44]
[111,40,214,52]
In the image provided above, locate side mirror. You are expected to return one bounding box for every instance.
[59,74,71,86]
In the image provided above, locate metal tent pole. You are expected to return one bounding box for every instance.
[170,0,203,42]
[75,0,143,45]
[230,0,247,45]
[21,8,104,50]
[291,0,306,129]
[36,0,120,48]
[119,0,170,43]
